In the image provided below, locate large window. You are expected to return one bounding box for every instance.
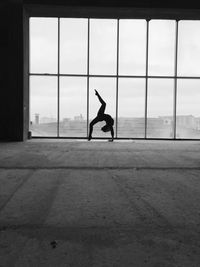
[118,78,145,138]
[29,17,200,139]
[30,76,58,137]
[147,79,174,138]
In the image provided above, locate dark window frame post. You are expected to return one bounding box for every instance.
[145,19,149,139]
[173,20,179,139]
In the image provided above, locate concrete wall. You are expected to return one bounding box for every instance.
[1,0,200,141]
[0,1,24,141]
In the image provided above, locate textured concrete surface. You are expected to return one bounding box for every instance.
[0,140,200,267]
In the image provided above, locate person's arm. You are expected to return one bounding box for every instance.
[110,126,114,141]
[95,90,105,105]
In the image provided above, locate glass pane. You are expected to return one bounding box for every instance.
[60,18,88,74]
[30,76,57,136]
[147,79,174,138]
[89,19,117,75]
[148,20,176,76]
[30,18,58,73]
[178,21,200,76]
[119,20,146,75]
[118,79,145,137]
[60,77,87,137]
[89,78,116,138]
[176,79,200,139]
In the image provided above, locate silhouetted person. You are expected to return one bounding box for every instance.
[88,90,114,141]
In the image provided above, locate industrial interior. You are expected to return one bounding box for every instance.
[1,1,200,266]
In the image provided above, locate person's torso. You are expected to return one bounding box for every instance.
[102,114,114,125]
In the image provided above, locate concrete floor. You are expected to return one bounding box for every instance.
[0,140,200,267]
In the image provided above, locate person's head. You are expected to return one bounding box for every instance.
[101,124,111,132]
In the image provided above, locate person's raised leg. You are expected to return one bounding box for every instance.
[95,90,106,116]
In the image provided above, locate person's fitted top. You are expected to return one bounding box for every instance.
[102,114,114,126]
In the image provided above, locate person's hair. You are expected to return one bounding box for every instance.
[101,125,111,132]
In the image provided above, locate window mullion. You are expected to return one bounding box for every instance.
[145,20,149,139]
[173,20,179,139]
[116,19,120,138]
[87,18,90,138]
[57,17,60,137]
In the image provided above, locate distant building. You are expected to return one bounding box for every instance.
[35,113,39,125]
[74,114,84,121]
[194,117,200,130]
[176,115,196,129]
[159,116,173,125]
[40,117,57,124]
[62,118,71,127]
[63,118,71,122]
[160,115,200,130]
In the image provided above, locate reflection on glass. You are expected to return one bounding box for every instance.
[118,79,145,137]
[178,21,200,76]
[119,20,146,75]
[60,77,87,137]
[30,76,57,136]
[147,79,174,138]
[90,19,117,75]
[176,79,200,138]
[148,20,176,76]
[60,19,88,74]
[30,18,58,74]
[89,78,116,138]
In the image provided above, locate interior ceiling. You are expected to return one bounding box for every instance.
[19,0,200,9]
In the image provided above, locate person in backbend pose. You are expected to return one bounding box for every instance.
[88,89,114,141]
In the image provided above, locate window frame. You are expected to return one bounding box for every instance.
[24,4,200,140]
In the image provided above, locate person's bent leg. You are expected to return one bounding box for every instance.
[88,117,100,141]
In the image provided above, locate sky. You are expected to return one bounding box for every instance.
[30,18,200,121]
